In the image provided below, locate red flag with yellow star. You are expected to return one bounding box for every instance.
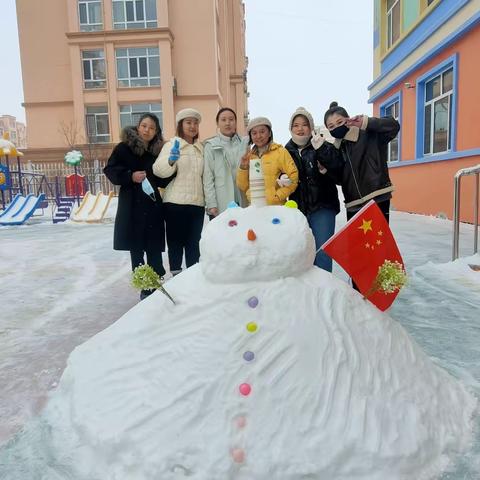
[321,200,404,311]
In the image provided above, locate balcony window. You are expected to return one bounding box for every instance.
[78,0,103,32]
[112,0,157,29]
[85,106,110,143]
[82,50,106,89]
[116,47,160,87]
[119,103,163,128]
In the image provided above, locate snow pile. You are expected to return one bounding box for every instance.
[414,254,480,290]
[4,206,477,480]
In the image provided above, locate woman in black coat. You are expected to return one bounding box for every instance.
[323,101,400,223]
[104,113,172,299]
[285,107,342,272]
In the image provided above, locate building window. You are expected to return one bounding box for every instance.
[85,106,110,143]
[415,55,457,159]
[386,0,400,49]
[116,47,160,87]
[119,103,163,128]
[82,50,106,89]
[423,67,453,155]
[384,101,400,162]
[78,0,103,31]
[380,92,401,163]
[112,0,157,29]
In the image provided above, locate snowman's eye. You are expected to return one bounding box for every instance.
[228,220,238,227]
[272,218,281,225]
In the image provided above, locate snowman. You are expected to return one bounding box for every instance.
[5,203,476,480]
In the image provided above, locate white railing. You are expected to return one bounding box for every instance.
[452,164,480,260]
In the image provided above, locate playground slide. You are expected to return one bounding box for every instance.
[0,194,23,219]
[71,192,95,222]
[71,191,114,223]
[86,192,114,222]
[0,193,46,226]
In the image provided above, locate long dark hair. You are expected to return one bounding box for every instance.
[137,113,163,146]
[176,119,199,142]
[323,101,349,126]
[216,107,237,123]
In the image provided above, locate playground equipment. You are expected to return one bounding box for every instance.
[0,193,47,226]
[1,133,117,225]
[71,191,114,223]
[0,133,57,211]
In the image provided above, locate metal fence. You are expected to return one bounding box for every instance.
[11,159,119,202]
[452,164,480,260]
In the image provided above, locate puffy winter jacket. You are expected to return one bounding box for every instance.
[153,137,204,207]
[285,139,340,215]
[335,116,400,211]
[236,142,298,205]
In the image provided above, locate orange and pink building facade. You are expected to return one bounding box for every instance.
[369,0,480,223]
[15,0,248,162]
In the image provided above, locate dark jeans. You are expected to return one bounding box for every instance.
[307,208,337,272]
[130,249,166,278]
[164,203,205,271]
[346,199,390,291]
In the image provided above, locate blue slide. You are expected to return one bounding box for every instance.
[0,193,46,226]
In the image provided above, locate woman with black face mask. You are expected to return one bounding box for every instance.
[323,101,400,223]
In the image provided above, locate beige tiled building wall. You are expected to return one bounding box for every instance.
[0,115,27,149]
[15,0,248,160]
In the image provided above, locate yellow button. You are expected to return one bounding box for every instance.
[246,322,258,332]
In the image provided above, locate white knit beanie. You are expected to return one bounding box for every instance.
[289,107,314,131]
[176,108,202,124]
[246,116,272,134]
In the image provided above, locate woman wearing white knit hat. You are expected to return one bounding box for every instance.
[153,108,205,276]
[285,107,343,272]
[236,116,298,206]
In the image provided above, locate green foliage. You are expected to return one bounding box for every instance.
[132,264,162,291]
[131,264,176,305]
[375,260,407,294]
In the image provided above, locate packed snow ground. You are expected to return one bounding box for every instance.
[0,207,479,479]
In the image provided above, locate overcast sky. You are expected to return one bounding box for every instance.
[0,0,373,143]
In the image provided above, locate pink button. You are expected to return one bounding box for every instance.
[239,383,251,396]
[231,448,245,463]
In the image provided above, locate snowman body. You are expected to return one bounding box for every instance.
[39,205,475,480]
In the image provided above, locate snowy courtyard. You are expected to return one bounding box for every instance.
[1,209,479,478]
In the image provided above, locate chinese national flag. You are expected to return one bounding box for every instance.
[321,200,405,311]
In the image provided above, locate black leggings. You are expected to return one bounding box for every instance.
[130,249,166,278]
[164,203,205,271]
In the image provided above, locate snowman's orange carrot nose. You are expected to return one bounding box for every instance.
[247,229,256,241]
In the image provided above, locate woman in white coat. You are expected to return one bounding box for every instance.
[203,108,248,217]
[153,108,204,276]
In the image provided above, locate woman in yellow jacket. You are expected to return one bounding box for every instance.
[237,117,298,206]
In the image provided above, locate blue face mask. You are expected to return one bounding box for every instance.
[142,178,156,201]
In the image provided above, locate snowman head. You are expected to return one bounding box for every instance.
[200,205,316,283]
